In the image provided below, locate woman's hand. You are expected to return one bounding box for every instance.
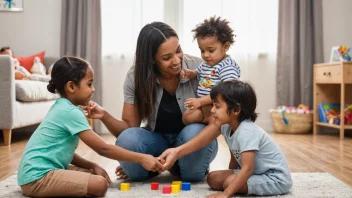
[206,192,231,198]
[115,165,129,179]
[79,101,105,119]
[184,98,202,109]
[158,148,179,171]
[92,164,112,184]
[139,154,164,173]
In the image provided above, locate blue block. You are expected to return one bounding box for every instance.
[182,182,191,191]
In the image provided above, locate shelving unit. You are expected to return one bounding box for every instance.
[313,62,352,140]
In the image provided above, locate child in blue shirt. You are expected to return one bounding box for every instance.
[159,80,292,197]
[181,16,240,125]
[17,57,163,197]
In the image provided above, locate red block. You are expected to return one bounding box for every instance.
[162,185,171,194]
[151,182,159,190]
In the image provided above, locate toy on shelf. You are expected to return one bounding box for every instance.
[317,103,351,125]
[344,105,352,125]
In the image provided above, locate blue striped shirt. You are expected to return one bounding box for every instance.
[196,55,240,97]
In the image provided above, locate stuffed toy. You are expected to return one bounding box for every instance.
[30,56,46,75]
[13,58,31,78]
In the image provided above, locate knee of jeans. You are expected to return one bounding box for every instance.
[119,162,149,181]
[181,171,206,182]
[115,127,144,150]
[178,123,205,143]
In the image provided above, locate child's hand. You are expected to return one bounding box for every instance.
[79,101,105,119]
[115,165,129,179]
[184,98,202,109]
[158,148,179,171]
[139,154,163,173]
[206,192,230,198]
[92,164,112,185]
[180,69,192,79]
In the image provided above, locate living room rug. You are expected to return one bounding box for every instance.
[1,172,351,197]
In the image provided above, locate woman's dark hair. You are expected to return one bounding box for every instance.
[210,80,258,122]
[47,56,89,96]
[192,16,235,45]
[134,22,178,121]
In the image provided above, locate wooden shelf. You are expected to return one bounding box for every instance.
[313,62,352,139]
[316,122,341,129]
[316,122,352,130]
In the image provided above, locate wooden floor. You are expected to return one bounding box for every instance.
[1,131,352,187]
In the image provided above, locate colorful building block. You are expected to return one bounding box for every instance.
[171,184,180,194]
[151,182,159,190]
[182,182,191,191]
[162,185,171,194]
[120,183,130,191]
[172,181,182,186]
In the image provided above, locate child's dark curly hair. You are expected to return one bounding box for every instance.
[192,16,235,45]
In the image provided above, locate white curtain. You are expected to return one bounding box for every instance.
[101,0,278,132]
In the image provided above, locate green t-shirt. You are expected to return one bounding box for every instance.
[17,98,91,186]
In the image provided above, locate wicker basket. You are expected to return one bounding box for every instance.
[270,111,313,134]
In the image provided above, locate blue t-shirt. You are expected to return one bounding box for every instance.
[221,120,291,179]
[17,98,91,186]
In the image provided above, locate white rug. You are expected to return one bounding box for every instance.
[1,172,351,197]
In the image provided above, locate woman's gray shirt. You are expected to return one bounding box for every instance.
[123,54,202,131]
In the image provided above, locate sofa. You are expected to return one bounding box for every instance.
[0,55,59,146]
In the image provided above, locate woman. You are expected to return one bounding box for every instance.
[89,22,218,181]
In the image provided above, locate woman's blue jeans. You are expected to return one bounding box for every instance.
[116,123,218,182]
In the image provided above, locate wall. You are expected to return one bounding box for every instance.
[0,0,61,57]
[322,0,352,63]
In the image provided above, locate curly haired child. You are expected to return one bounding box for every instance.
[182,16,240,125]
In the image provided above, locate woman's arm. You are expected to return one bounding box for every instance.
[100,103,141,137]
[83,102,141,137]
[78,130,163,172]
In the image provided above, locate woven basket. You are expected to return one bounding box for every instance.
[270,111,313,134]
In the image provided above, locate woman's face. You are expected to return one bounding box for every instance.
[154,36,183,77]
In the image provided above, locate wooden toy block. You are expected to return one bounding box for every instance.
[182,182,191,191]
[171,184,180,194]
[151,182,159,190]
[162,185,171,194]
[172,181,182,189]
[120,183,130,191]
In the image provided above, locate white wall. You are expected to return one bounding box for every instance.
[0,0,61,57]
[322,0,352,63]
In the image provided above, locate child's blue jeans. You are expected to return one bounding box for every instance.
[116,123,218,182]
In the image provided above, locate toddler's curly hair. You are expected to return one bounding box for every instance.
[192,16,235,45]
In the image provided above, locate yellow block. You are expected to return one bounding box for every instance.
[172,181,182,186]
[171,184,180,194]
[120,183,130,191]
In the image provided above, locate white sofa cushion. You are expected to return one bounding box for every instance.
[15,80,59,102]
